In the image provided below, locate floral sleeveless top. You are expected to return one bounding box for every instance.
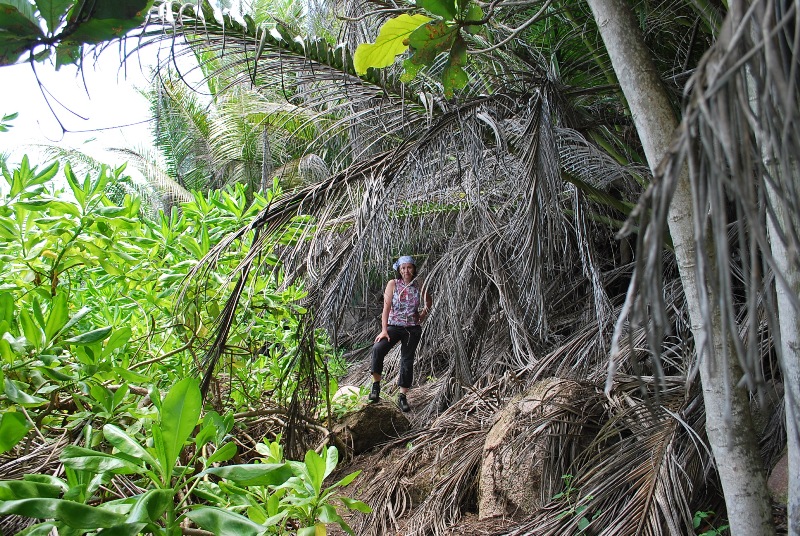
[388,279,421,327]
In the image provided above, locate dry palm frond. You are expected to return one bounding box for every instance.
[349,380,501,536]
[502,376,710,536]
[613,0,799,418]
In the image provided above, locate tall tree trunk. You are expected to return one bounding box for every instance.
[767,184,800,534]
[584,0,776,533]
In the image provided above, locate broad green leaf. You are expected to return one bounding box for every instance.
[63,16,145,46]
[19,308,43,348]
[417,0,457,20]
[91,0,151,20]
[35,0,73,33]
[0,339,13,363]
[111,383,129,408]
[331,470,361,490]
[102,327,131,358]
[44,292,68,342]
[353,14,431,74]
[0,292,13,324]
[96,523,147,536]
[186,506,267,536]
[59,305,91,335]
[0,411,30,453]
[112,366,150,384]
[159,377,201,471]
[400,58,425,82]
[202,463,294,487]
[442,63,468,98]
[3,378,47,407]
[16,200,80,218]
[64,326,112,345]
[102,424,157,468]
[297,524,324,536]
[37,365,75,382]
[339,496,372,513]
[324,445,338,479]
[464,4,484,33]
[63,164,85,206]
[13,521,58,536]
[0,498,126,528]
[61,446,142,475]
[0,479,61,500]
[206,441,237,465]
[407,20,459,65]
[125,489,173,524]
[0,0,42,36]
[305,449,325,495]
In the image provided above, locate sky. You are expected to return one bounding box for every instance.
[0,45,157,168]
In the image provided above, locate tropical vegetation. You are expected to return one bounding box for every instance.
[0,0,797,534]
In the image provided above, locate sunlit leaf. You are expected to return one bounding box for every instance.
[353,14,431,74]
[64,326,112,345]
[159,377,201,472]
[0,411,31,453]
[202,463,294,487]
[185,506,267,536]
[0,498,126,528]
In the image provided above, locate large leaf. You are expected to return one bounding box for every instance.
[0,0,43,36]
[353,14,431,74]
[125,488,173,524]
[185,506,268,536]
[206,441,237,465]
[18,308,43,348]
[202,463,294,487]
[304,449,326,496]
[102,424,158,468]
[0,410,31,453]
[0,479,61,500]
[417,0,457,20]
[0,292,13,324]
[0,498,126,528]
[3,378,47,407]
[35,0,72,33]
[159,377,202,471]
[44,291,68,342]
[61,446,143,475]
[407,20,459,65]
[64,326,112,345]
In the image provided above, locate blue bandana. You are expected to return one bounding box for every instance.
[393,255,416,271]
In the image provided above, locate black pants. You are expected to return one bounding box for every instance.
[371,325,422,389]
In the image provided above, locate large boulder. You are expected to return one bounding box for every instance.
[333,400,412,456]
[767,449,788,504]
[478,378,590,520]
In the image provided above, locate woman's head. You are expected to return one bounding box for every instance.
[393,255,416,279]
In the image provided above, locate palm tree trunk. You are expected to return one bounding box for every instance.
[766,184,800,533]
[584,0,776,533]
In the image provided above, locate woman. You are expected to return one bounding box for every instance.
[368,255,432,412]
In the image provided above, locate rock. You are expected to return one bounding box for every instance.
[333,400,412,456]
[478,378,589,520]
[768,449,788,504]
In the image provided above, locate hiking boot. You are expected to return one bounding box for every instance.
[368,382,380,402]
[398,393,411,412]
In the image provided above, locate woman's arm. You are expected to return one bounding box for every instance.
[375,280,395,342]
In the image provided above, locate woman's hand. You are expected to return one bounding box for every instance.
[375,329,390,343]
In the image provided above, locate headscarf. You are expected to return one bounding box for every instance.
[392,255,416,271]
